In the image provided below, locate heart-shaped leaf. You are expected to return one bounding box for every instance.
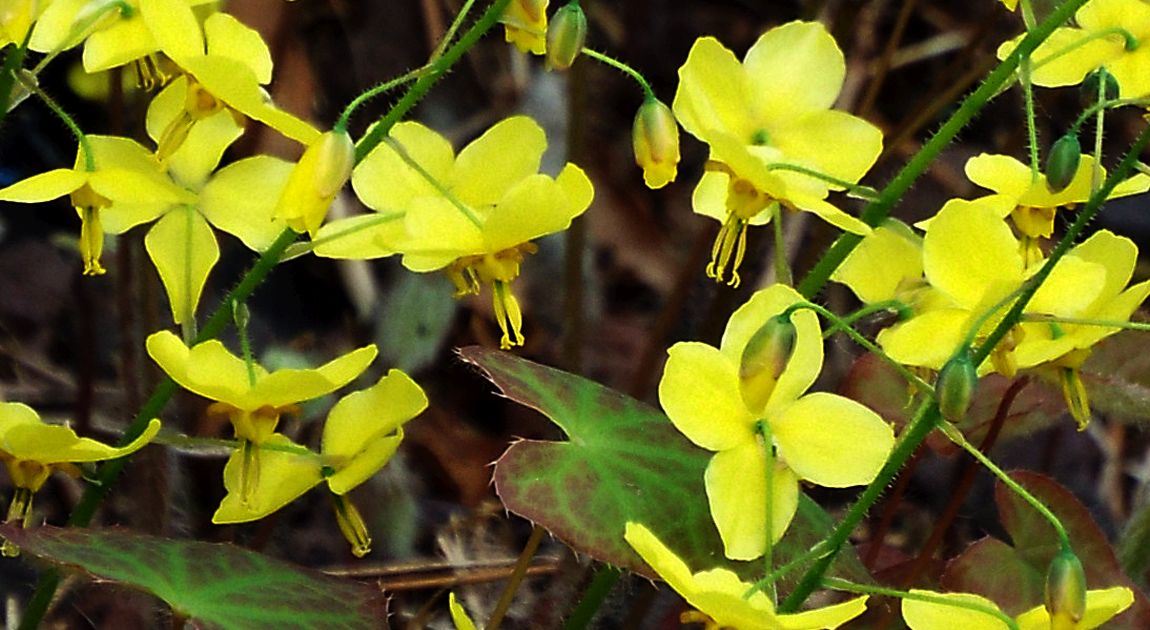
[459,346,870,589]
[1,525,384,630]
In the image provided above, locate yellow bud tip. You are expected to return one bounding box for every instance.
[632,99,680,189]
[545,2,587,71]
[276,129,355,237]
[739,314,797,413]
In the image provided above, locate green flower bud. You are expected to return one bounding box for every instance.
[1081,68,1120,104]
[545,2,587,71]
[1045,133,1081,194]
[1045,547,1087,629]
[739,314,797,414]
[936,349,976,423]
[275,129,355,237]
[632,98,680,189]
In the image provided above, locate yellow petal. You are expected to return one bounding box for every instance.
[146,331,255,407]
[145,207,219,325]
[448,593,479,630]
[484,170,591,252]
[212,434,323,524]
[140,0,204,64]
[199,156,294,251]
[0,169,86,202]
[323,370,427,458]
[452,116,546,206]
[311,214,406,260]
[1015,586,1134,630]
[924,199,1022,308]
[832,220,923,304]
[82,13,158,72]
[1028,254,1105,317]
[351,121,455,212]
[400,197,485,271]
[773,109,882,184]
[673,36,755,141]
[245,345,378,409]
[997,29,1118,88]
[185,56,319,145]
[877,308,970,370]
[774,597,870,630]
[902,591,1010,630]
[771,392,893,487]
[2,414,161,464]
[705,442,800,559]
[788,192,872,236]
[744,21,845,121]
[658,342,755,451]
[204,13,273,84]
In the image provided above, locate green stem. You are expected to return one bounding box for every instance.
[17,73,94,172]
[1022,55,1040,181]
[758,420,776,604]
[233,301,257,387]
[770,205,791,286]
[280,211,406,261]
[1023,314,1150,332]
[383,136,483,228]
[827,299,911,336]
[356,0,512,163]
[796,0,1092,300]
[1091,70,1106,192]
[485,524,545,630]
[821,577,1020,630]
[937,422,1070,547]
[431,0,478,61]
[561,567,621,630]
[787,301,934,394]
[334,67,425,133]
[765,163,879,201]
[580,48,654,99]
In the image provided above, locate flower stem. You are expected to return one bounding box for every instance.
[334,68,425,134]
[821,577,1021,630]
[0,41,28,127]
[580,48,654,100]
[485,524,545,630]
[796,0,1092,300]
[17,72,95,172]
[770,205,791,286]
[431,0,478,61]
[765,162,879,201]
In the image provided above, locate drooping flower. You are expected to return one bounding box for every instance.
[211,370,427,558]
[658,284,894,559]
[997,0,1150,99]
[902,587,1133,630]
[0,135,191,275]
[624,522,869,629]
[674,21,881,286]
[343,116,594,349]
[632,97,681,189]
[0,402,161,555]
[274,129,355,237]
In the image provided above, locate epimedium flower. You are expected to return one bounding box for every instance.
[336,115,594,349]
[996,0,1150,99]
[658,283,894,560]
[962,153,1150,263]
[502,0,548,55]
[274,128,355,238]
[0,135,191,275]
[624,522,869,629]
[632,97,681,189]
[901,587,1133,630]
[0,402,161,556]
[139,0,319,158]
[674,21,881,286]
[1,0,45,47]
[211,370,427,557]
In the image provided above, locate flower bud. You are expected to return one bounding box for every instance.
[632,98,680,189]
[1045,547,1087,629]
[739,314,797,414]
[1081,68,1120,104]
[503,0,549,55]
[275,128,355,237]
[936,349,976,423]
[1045,133,1081,194]
[545,2,586,71]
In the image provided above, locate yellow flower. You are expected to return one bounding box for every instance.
[0,0,44,47]
[658,284,894,559]
[674,21,881,286]
[632,97,681,189]
[0,135,191,275]
[502,0,548,55]
[0,401,160,554]
[902,587,1133,630]
[346,116,594,349]
[274,129,355,237]
[997,0,1150,98]
[625,522,869,629]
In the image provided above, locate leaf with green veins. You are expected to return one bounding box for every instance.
[1,525,384,629]
[941,472,1150,626]
[459,346,871,589]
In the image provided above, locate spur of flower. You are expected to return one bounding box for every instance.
[673,21,881,286]
[902,587,1133,630]
[212,370,427,557]
[0,402,161,555]
[658,284,894,560]
[344,115,593,349]
[997,0,1150,99]
[624,522,869,629]
[0,135,191,275]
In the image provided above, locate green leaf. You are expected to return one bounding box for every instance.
[459,346,870,589]
[1,525,384,629]
[375,271,457,374]
[942,472,1150,626]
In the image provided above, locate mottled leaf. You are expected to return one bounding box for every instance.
[942,472,1149,626]
[459,346,870,589]
[1,525,384,629]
